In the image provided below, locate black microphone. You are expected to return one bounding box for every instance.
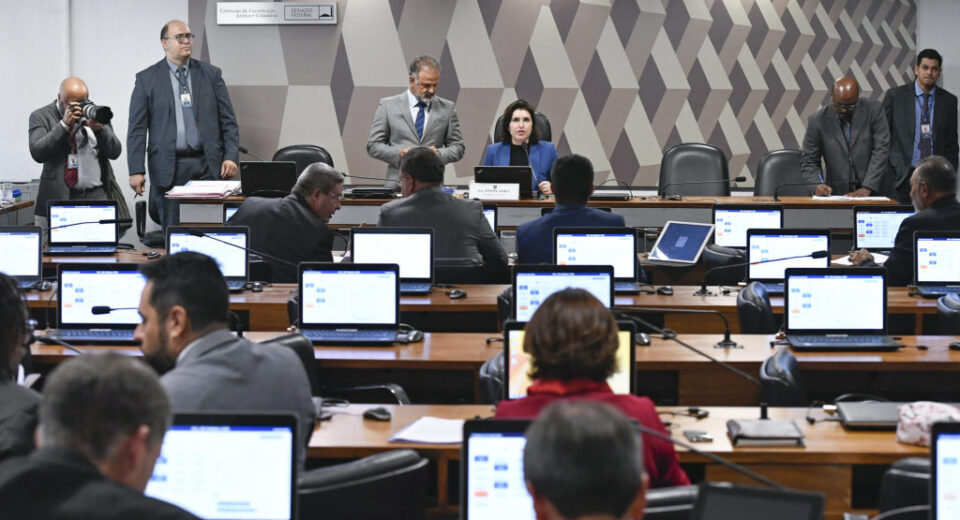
[238,145,266,161]
[620,306,740,349]
[694,250,830,296]
[342,172,391,183]
[772,182,821,201]
[186,228,298,270]
[49,218,133,230]
[659,176,747,200]
[91,305,137,315]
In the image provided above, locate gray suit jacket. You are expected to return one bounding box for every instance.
[161,330,315,469]
[366,91,465,186]
[28,101,123,217]
[378,186,507,268]
[800,99,890,195]
[883,82,959,189]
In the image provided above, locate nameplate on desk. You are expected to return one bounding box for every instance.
[469,182,519,201]
[217,2,337,25]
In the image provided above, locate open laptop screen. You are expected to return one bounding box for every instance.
[167,227,249,279]
[146,414,296,520]
[48,202,117,244]
[747,230,829,282]
[300,266,398,327]
[58,267,146,326]
[351,229,432,281]
[713,205,783,248]
[0,227,41,277]
[648,221,713,264]
[461,421,533,520]
[513,266,613,322]
[483,204,497,232]
[555,228,636,280]
[785,270,885,333]
[933,423,960,520]
[854,206,914,250]
[916,235,960,284]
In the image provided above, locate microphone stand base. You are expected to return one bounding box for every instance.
[714,338,743,349]
[692,288,716,297]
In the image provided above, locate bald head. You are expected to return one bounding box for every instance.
[59,77,88,102]
[831,77,859,118]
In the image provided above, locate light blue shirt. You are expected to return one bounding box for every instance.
[911,80,936,167]
[166,58,195,152]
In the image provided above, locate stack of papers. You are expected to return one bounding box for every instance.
[166,180,241,198]
[389,417,464,444]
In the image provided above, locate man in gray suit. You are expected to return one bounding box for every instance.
[127,20,240,229]
[135,252,315,469]
[379,147,507,269]
[800,77,891,197]
[367,55,465,189]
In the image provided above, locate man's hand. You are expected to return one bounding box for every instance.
[62,102,81,127]
[85,119,103,132]
[848,249,874,265]
[129,174,146,195]
[400,147,411,157]
[845,187,872,197]
[814,184,833,196]
[429,146,440,155]
[220,160,238,179]
[538,180,553,196]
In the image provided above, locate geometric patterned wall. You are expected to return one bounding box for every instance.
[192,0,916,187]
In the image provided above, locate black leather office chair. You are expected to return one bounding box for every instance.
[658,143,730,197]
[937,293,960,334]
[642,485,702,520]
[478,350,504,404]
[272,144,334,175]
[493,110,552,142]
[702,245,746,285]
[298,449,428,520]
[135,200,165,248]
[753,149,807,197]
[760,347,808,406]
[434,260,510,285]
[736,282,778,334]
[877,457,931,520]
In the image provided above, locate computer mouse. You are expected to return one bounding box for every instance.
[447,288,467,299]
[635,332,651,346]
[406,329,424,343]
[363,407,392,421]
[145,251,161,259]
[949,342,960,351]
[250,282,263,293]
[656,285,674,296]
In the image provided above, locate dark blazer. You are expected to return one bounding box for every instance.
[876,196,960,286]
[800,99,890,194]
[516,204,626,264]
[228,194,334,283]
[482,140,559,189]
[883,82,959,188]
[378,186,508,268]
[0,446,198,519]
[28,101,123,217]
[0,382,39,464]
[127,58,239,189]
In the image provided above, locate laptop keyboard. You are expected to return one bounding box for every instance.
[615,282,643,293]
[47,246,116,254]
[917,285,960,295]
[302,329,397,343]
[760,282,785,294]
[400,282,432,294]
[227,280,246,291]
[56,329,134,338]
[790,335,891,345]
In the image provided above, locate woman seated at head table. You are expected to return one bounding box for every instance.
[482,99,558,196]
[494,288,690,488]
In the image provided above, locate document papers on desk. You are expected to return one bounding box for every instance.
[166,180,241,198]
[389,417,464,444]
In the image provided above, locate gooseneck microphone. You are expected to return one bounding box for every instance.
[238,145,266,161]
[342,172,391,183]
[772,182,822,201]
[91,306,137,315]
[48,218,133,230]
[186,228,298,269]
[620,306,740,349]
[694,250,830,296]
[659,176,747,200]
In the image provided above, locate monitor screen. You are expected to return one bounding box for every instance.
[352,232,431,280]
[464,430,534,520]
[514,271,612,322]
[649,222,713,263]
[483,208,496,232]
[59,269,146,325]
[300,268,397,326]
[0,230,40,277]
[786,273,884,331]
[146,423,294,520]
[855,209,913,250]
[49,204,117,244]
[935,431,960,520]
[556,231,635,279]
[714,208,782,248]
[167,231,248,278]
[916,237,960,283]
[748,233,829,281]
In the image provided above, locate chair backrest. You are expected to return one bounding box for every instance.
[702,245,746,285]
[493,110,552,142]
[258,332,320,396]
[736,281,778,334]
[272,144,334,175]
[299,449,428,520]
[658,143,729,197]
[878,456,931,519]
[754,149,806,197]
[759,348,808,406]
[134,200,165,248]
[478,350,504,404]
[643,485,701,520]
[937,293,960,334]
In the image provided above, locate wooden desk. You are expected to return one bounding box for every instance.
[308,404,926,519]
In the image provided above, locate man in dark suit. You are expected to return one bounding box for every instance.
[883,49,959,204]
[127,19,239,229]
[0,352,198,519]
[849,155,960,285]
[228,163,344,282]
[379,147,507,269]
[516,154,630,265]
[800,77,891,197]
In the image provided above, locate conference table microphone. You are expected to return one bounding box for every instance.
[619,306,740,349]
[659,176,747,201]
[91,305,245,337]
[694,250,831,297]
[772,182,822,201]
[48,218,133,231]
[238,145,267,161]
[186,228,298,270]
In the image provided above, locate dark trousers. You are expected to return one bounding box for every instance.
[893,167,914,205]
[153,156,213,229]
[68,185,106,201]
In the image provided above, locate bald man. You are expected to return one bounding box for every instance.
[29,77,124,226]
[800,77,891,197]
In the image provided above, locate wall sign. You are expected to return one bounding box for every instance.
[217,2,337,25]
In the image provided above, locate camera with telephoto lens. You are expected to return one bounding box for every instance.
[78,100,113,124]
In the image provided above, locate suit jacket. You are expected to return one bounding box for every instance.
[0,446,198,519]
[883,82,959,188]
[161,329,316,469]
[378,186,507,268]
[127,58,239,189]
[516,204,627,264]
[0,381,40,464]
[800,99,890,195]
[366,91,465,186]
[28,101,123,217]
[482,140,559,188]
[228,193,333,283]
[875,196,960,286]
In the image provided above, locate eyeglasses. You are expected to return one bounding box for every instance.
[328,191,344,201]
[833,101,858,111]
[22,319,37,350]
[165,33,195,43]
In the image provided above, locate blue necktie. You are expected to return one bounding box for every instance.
[176,66,201,150]
[415,101,425,139]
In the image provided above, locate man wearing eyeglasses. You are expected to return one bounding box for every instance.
[800,77,890,197]
[127,19,239,229]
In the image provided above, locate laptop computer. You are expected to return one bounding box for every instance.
[503,320,636,400]
[145,413,297,520]
[482,203,498,232]
[223,201,242,222]
[166,226,250,291]
[298,263,399,344]
[784,267,901,351]
[350,227,434,294]
[239,161,298,197]
[50,263,146,344]
[932,422,960,520]
[853,205,914,254]
[913,231,960,298]
[512,264,614,322]
[554,227,645,293]
[45,200,119,255]
[690,482,824,520]
[461,419,534,520]
[589,188,632,201]
[474,166,535,199]
[0,226,42,289]
[746,229,830,294]
[712,204,783,248]
[835,401,960,430]
[644,221,714,266]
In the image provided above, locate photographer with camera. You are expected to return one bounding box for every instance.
[28,77,129,230]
